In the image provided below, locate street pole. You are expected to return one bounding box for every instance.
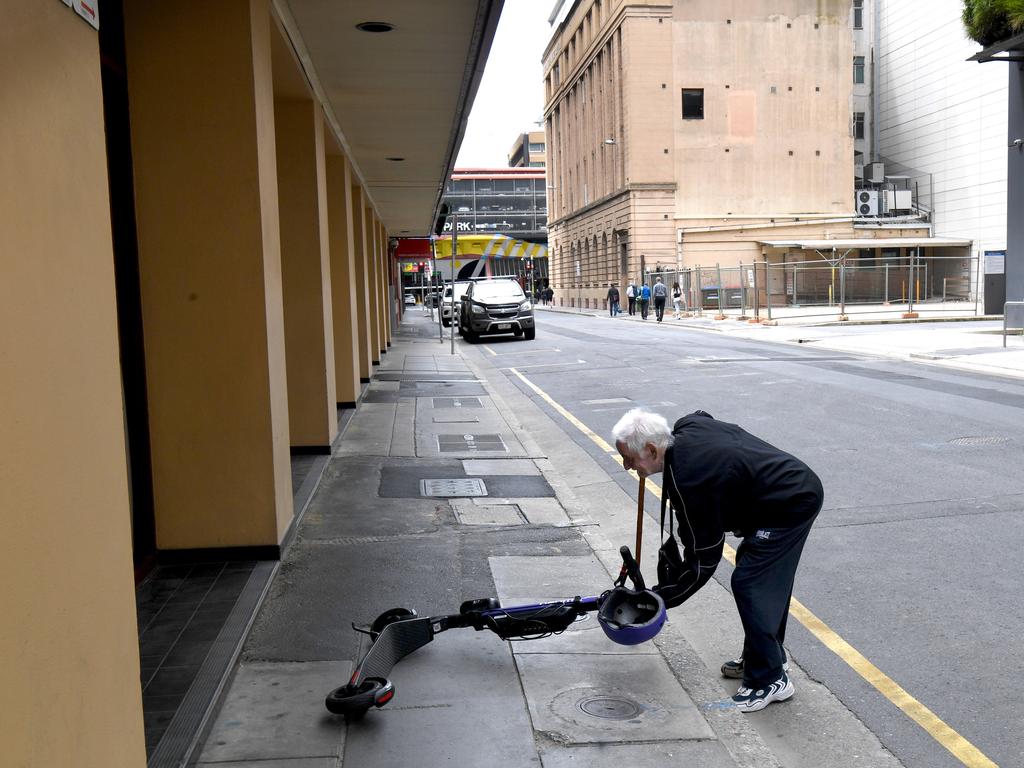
[432,237,442,341]
[451,214,456,354]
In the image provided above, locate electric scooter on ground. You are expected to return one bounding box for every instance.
[325,546,665,719]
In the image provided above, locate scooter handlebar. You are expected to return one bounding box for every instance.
[617,545,646,591]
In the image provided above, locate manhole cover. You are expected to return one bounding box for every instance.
[577,695,641,720]
[433,397,482,409]
[420,478,488,497]
[949,436,1010,446]
[437,434,507,452]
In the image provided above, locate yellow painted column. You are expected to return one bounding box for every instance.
[124,0,293,550]
[0,4,145,766]
[350,184,372,380]
[379,220,393,347]
[365,206,383,362]
[275,98,337,449]
[325,153,361,406]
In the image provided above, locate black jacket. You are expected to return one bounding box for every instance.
[655,411,823,608]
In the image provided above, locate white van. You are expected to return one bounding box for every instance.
[440,281,471,326]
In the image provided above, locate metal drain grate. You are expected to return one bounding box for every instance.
[949,436,1011,446]
[433,397,483,409]
[437,434,507,452]
[420,478,488,497]
[577,695,641,720]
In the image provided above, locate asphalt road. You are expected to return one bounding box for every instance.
[469,310,1024,768]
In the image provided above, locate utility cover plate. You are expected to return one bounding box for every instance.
[433,397,483,408]
[437,434,507,452]
[420,478,488,497]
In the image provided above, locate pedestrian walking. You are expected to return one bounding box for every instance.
[606,283,621,316]
[612,408,822,713]
[638,282,651,320]
[626,282,636,315]
[672,281,683,319]
[653,277,667,322]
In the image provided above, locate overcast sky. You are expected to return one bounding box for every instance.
[455,1,554,168]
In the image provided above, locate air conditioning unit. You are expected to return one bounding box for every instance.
[855,190,879,216]
[866,162,885,183]
[884,189,912,212]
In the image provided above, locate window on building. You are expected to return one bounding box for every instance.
[853,111,865,140]
[853,56,865,84]
[681,88,704,119]
[853,0,863,29]
[529,142,545,153]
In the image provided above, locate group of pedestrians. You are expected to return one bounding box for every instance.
[607,278,685,321]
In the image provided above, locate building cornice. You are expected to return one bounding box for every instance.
[543,3,672,117]
[547,182,675,228]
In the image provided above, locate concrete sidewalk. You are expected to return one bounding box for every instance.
[192,311,902,768]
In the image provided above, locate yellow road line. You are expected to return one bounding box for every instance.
[509,367,616,453]
[510,367,998,768]
[482,345,497,356]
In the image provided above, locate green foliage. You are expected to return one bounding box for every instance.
[963,0,1024,46]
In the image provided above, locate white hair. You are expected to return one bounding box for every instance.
[611,408,672,454]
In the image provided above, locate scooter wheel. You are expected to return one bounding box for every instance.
[325,677,394,718]
[369,607,417,640]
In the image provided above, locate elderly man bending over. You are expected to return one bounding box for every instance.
[612,408,823,713]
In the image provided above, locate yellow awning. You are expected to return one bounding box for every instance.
[432,234,548,260]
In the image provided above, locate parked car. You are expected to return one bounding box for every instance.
[440,281,471,326]
[458,278,535,342]
[404,292,416,306]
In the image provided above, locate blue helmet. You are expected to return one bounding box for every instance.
[597,587,667,645]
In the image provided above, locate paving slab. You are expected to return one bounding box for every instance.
[334,404,394,456]
[463,458,541,475]
[198,759,337,768]
[490,556,654,655]
[517,498,574,526]
[378,465,555,499]
[452,499,525,526]
[389,399,416,456]
[432,414,480,423]
[341,631,540,768]
[517,653,714,745]
[196,661,347,763]
[489,555,612,602]
[538,741,739,768]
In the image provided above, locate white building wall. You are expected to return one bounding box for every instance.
[852,0,874,169]
[877,0,1007,257]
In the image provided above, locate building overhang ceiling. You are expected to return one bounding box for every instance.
[274,1,503,236]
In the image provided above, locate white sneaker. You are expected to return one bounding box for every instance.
[732,673,794,713]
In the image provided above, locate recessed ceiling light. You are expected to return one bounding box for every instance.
[386,156,405,162]
[356,21,394,33]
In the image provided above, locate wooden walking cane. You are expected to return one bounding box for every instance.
[635,476,646,566]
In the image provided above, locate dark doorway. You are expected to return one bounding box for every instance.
[99,0,157,579]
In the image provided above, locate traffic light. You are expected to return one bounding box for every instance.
[433,203,450,237]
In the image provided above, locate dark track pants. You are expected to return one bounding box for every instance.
[731,505,820,688]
